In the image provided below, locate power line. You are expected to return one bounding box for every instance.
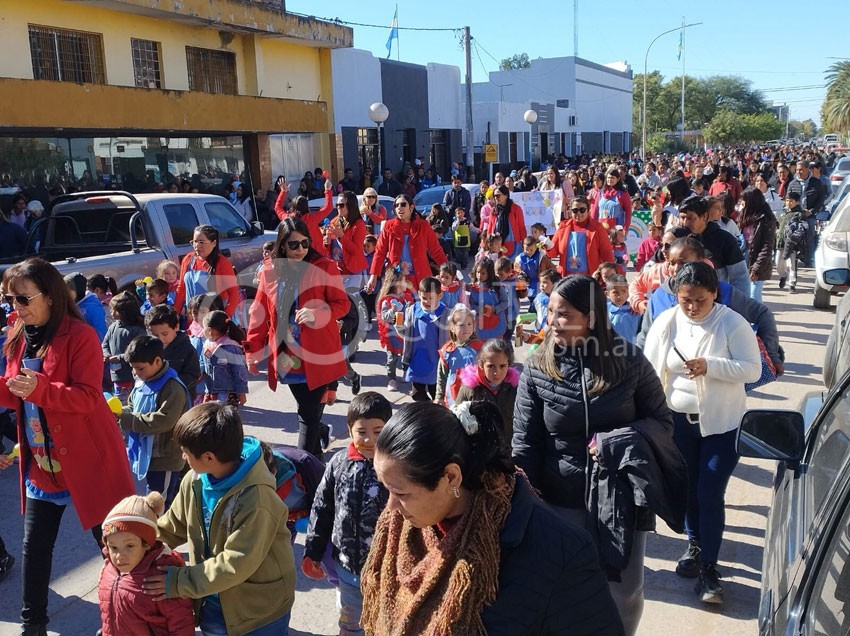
[290,12,460,32]
[472,40,562,100]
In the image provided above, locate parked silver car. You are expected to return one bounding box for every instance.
[813,192,850,309]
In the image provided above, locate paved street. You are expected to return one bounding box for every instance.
[0,269,838,636]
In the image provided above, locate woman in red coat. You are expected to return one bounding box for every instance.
[548,196,615,277]
[0,258,134,634]
[325,190,368,290]
[486,185,528,258]
[287,179,335,257]
[364,194,447,293]
[245,217,349,458]
[172,224,239,318]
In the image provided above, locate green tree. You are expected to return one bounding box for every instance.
[741,113,783,142]
[704,76,766,114]
[499,53,530,71]
[703,110,745,145]
[823,61,850,134]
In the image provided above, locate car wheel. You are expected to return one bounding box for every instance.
[814,280,832,309]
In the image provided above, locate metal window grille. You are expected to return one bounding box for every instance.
[131,38,162,89]
[28,24,105,84]
[186,46,238,95]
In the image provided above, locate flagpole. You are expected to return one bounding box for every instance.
[681,16,686,142]
[396,4,400,61]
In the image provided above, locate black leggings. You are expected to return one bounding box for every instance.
[21,498,102,627]
[288,382,328,460]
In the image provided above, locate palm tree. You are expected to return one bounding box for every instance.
[823,61,850,134]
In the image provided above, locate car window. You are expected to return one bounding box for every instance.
[803,492,850,635]
[205,201,249,239]
[163,204,199,245]
[804,389,850,527]
[831,206,850,233]
[835,158,850,171]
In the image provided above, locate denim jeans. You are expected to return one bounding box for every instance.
[337,566,364,635]
[672,411,740,566]
[200,600,291,636]
[386,351,399,381]
[288,382,328,460]
[749,280,764,303]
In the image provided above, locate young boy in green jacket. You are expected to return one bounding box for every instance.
[145,402,296,636]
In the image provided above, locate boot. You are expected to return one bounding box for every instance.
[21,625,48,636]
[675,540,701,578]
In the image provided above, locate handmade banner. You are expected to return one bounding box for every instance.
[511,189,564,235]
[627,207,653,260]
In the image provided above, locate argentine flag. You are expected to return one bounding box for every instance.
[386,8,398,58]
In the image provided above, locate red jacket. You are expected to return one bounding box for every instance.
[0,317,134,530]
[173,251,239,317]
[245,254,349,391]
[547,218,615,278]
[302,190,335,257]
[98,542,195,636]
[486,202,528,257]
[369,216,447,289]
[590,188,632,231]
[327,217,368,275]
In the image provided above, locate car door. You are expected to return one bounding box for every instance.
[768,376,850,634]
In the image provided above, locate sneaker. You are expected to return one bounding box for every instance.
[789,284,797,293]
[387,379,398,391]
[778,277,786,289]
[695,564,723,604]
[351,373,361,395]
[675,541,701,579]
[0,552,14,583]
[320,423,332,451]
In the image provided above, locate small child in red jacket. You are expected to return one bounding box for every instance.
[98,492,194,636]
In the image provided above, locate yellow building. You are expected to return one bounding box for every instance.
[0,0,351,198]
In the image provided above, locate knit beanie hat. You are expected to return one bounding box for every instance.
[102,491,164,547]
[63,272,87,302]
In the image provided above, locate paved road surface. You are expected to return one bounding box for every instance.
[0,270,837,635]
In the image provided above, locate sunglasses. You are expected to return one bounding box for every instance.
[286,239,310,250]
[394,202,409,209]
[365,195,376,199]
[570,207,588,213]
[336,203,347,208]
[4,292,43,306]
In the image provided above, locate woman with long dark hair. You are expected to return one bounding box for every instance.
[325,190,368,290]
[173,225,239,319]
[513,275,685,635]
[363,400,624,635]
[592,168,632,232]
[245,217,349,458]
[0,258,133,635]
[737,187,777,302]
[364,194,447,293]
[485,185,528,259]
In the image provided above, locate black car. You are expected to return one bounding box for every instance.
[737,369,850,635]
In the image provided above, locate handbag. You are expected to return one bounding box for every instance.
[745,335,777,392]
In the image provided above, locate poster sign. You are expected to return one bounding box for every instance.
[627,207,653,260]
[512,189,563,236]
[484,144,498,162]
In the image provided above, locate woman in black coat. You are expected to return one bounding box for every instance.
[512,275,684,636]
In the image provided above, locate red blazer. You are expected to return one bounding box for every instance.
[0,316,134,530]
[173,251,239,317]
[245,254,349,391]
[369,216,447,288]
[486,202,528,256]
[547,218,615,277]
[302,190,335,257]
[98,542,195,636]
[328,217,368,274]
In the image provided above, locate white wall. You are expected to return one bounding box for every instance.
[330,48,383,131]
[427,62,462,129]
[574,60,632,134]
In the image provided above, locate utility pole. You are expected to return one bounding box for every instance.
[464,26,475,180]
[574,0,578,57]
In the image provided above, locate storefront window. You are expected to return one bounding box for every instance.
[0,135,246,197]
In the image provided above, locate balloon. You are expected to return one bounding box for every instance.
[104,392,123,416]
[6,444,19,461]
[323,171,329,179]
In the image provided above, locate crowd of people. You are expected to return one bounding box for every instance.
[0,138,844,635]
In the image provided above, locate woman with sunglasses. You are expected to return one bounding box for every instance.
[245,217,350,459]
[173,224,240,320]
[360,187,386,234]
[485,185,527,259]
[325,191,368,290]
[548,196,615,278]
[364,194,446,293]
[0,258,134,635]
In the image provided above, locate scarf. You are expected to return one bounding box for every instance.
[494,200,512,239]
[361,471,516,636]
[23,324,47,359]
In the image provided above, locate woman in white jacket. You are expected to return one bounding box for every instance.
[644,261,760,607]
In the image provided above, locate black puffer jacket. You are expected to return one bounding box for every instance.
[480,477,624,636]
[304,444,387,575]
[512,340,673,510]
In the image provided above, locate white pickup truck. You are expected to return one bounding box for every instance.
[2,191,275,292]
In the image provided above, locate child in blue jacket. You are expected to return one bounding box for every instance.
[401,276,449,402]
[201,310,249,406]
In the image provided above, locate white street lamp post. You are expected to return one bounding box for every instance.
[368,102,389,177]
[524,109,538,170]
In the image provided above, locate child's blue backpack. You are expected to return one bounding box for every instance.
[269,445,326,525]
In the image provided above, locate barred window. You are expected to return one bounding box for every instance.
[186,46,238,95]
[28,24,105,84]
[131,38,162,89]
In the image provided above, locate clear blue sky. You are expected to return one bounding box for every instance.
[289,0,850,128]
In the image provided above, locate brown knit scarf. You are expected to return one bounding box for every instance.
[360,471,516,636]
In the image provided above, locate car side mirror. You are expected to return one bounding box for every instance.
[823,268,850,286]
[251,221,264,236]
[736,409,805,462]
